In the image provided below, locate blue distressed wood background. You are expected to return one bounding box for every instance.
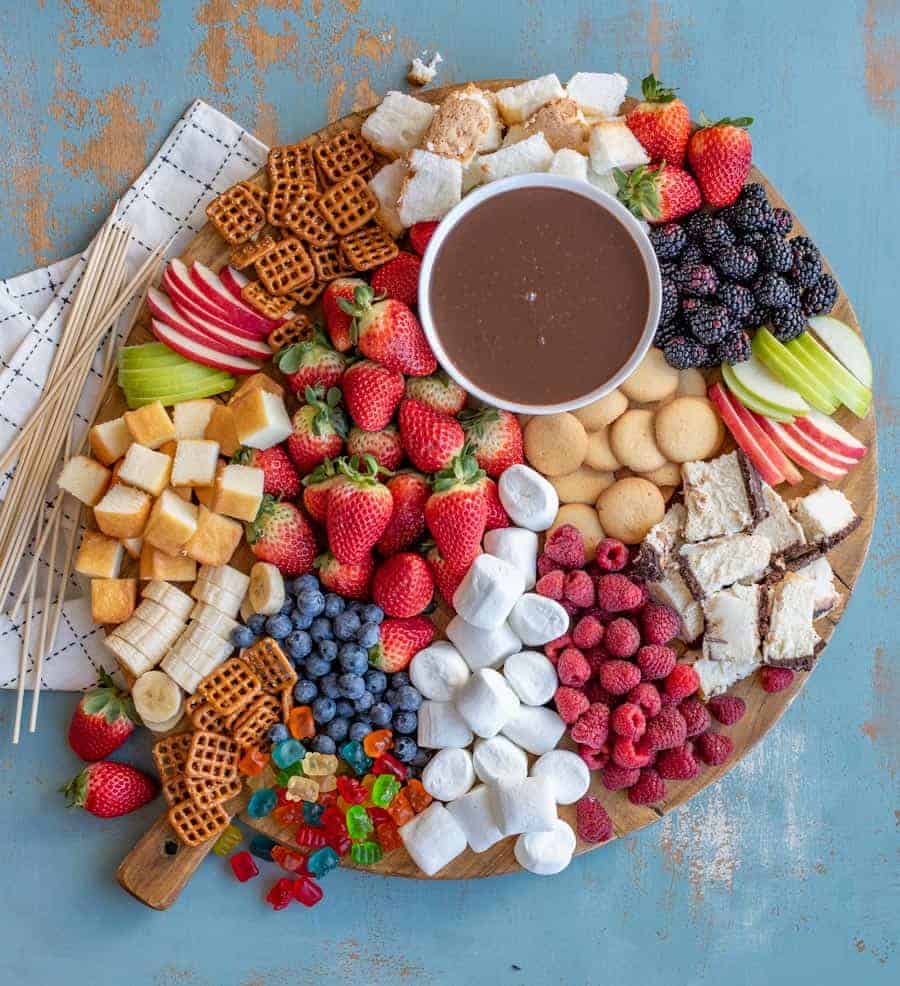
[1,2,897,983]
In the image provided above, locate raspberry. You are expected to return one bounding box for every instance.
[543,633,571,662]
[569,703,610,747]
[627,767,666,805]
[659,691,677,708]
[583,679,614,706]
[639,602,680,645]
[760,666,794,693]
[594,538,629,571]
[610,702,646,741]
[535,570,565,600]
[695,731,734,766]
[624,581,650,612]
[664,663,700,700]
[598,659,641,696]
[656,742,700,780]
[554,686,590,724]
[578,743,610,771]
[572,614,604,650]
[707,694,746,726]
[628,682,662,718]
[645,706,687,751]
[559,598,581,617]
[537,553,564,578]
[543,524,586,569]
[637,644,677,680]
[564,569,595,608]
[612,736,653,769]
[600,763,640,791]
[576,795,613,842]
[595,574,642,612]
[678,696,712,737]
[557,647,591,688]
[604,618,641,658]
[584,646,608,675]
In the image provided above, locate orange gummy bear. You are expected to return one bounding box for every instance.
[405,778,433,814]
[288,706,315,740]
[273,803,304,826]
[375,819,402,852]
[238,746,268,776]
[385,788,414,827]
[362,728,393,758]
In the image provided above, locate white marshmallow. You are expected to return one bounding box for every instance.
[530,750,590,805]
[446,785,504,853]
[498,465,559,532]
[507,593,570,646]
[399,803,468,876]
[502,650,559,706]
[452,553,525,630]
[473,735,529,786]
[417,700,474,749]
[422,747,476,802]
[410,642,471,701]
[514,818,576,875]
[446,615,521,670]
[488,776,558,836]
[454,668,521,739]
[483,527,538,589]
[501,704,566,755]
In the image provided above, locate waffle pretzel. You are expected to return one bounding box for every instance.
[152,732,193,806]
[168,798,230,848]
[241,280,296,321]
[310,243,355,283]
[317,174,378,236]
[267,314,312,352]
[206,183,267,245]
[230,233,278,271]
[313,129,375,185]
[232,693,282,749]
[281,687,294,723]
[240,181,269,212]
[281,186,338,247]
[267,141,318,188]
[267,178,308,228]
[341,223,400,271]
[185,730,240,783]
[197,656,261,716]
[185,772,243,810]
[254,236,315,296]
[241,637,297,694]
[291,280,326,308]
[187,697,229,733]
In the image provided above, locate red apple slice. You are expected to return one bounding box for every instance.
[707,383,785,487]
[780,421,858,470]
[754,415,848,482]
[166,258,230,317]
[147,288,271,361]
[163,267,263,341]
[723,394,804,485]
[219,265,249,302]
[189,261,279,336]
[150,318,259,375]
[793,409,866,461]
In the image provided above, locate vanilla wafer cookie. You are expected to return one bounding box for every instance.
[230,233,278,270]
[152,732,193,806]
[267,140,318,188]
[241,637,297,694]
[185,730,240,783]
[317,174,378,236]
[314,129,375,185]
[241,280,296,320]
[267,314,312,352]
[341,223,400,271]
[168,798,230,848]
[254,236,315,296]
[185,772,243,810]
[281,186,338,247]
[232,693,282,749]
[206,183,267,245]
[310,243,355,282]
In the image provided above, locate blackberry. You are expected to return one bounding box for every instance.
[739,230,766,250]
[659,260,678,279]
[717,203,739,229]
[659,276,679,326]
[714,244,759,282]
[772,207,793,236]
[648,223,688,261]
[729,197,774,232]
[662,335,708,369]
[684,302,732,345]
[802,272,838,316]
[715,330,752,364]
[739,182,767,201]
[755,232,793,273]
[789,235,823,288]
[654,321,681,348]
[717,282,755,322]
[753,271,794,308]
[699,217,735,256]
[744,304,770,329]
[673,261,719,297]
[769,305,806,342]
[683,211,713,242]
[680,241,705,266]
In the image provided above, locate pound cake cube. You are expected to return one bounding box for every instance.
[173,399,217,440]
[231,390,292,450]
[75,530,125,579]
[139,542,198,582]
[361,90,436,159]
[184,507,243,566]
[204,405,239,458]
[89,416,132,466]
[121,537,143,560]
[212,464,264,522]
[91,578,137,625]
[94,484,152,539]
[495,74,565,124]
[58,455,111,507]
[117,443,173,496]
[144,489,199,556]
[124,401,176,449]
[171,440,220,488]
[229,372,283,405]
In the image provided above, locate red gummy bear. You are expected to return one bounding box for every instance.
[266,877,294,910]
[293,876,324,907]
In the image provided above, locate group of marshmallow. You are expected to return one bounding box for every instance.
[398,465,590,876]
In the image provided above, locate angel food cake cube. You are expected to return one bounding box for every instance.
[231,390,292,450]
[398,150,463,227]
[479,134,553,183]
[173,399,217,440]
[75,530,124,579]
[565,72,628,119]
[495,74,565,124]
[361,91,436,159]
[94,485,152,539]
[588,119,650,174]
[212,464,264,522]
[369,160,408,237]
[124,401,176,449]
[171,440,220,487]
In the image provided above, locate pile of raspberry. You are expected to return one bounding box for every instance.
[536,524,761,819]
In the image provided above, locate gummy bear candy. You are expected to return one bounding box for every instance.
[275,761,305,787]
[345,804,374,841]
[405,778,433,814]
[273,802,304,827]
[386,788,414,827]
[212,824,242,856]
[286,775,319,803]
[271,845,308,875]
[294,825,328,849]
[272,738,305,769]
[371,774,400,807]
[288,705,316,740]
[319,774,337,793]
[293,876,324,907]
[326,829,352,856]
[307,846,340,878]
[230,850,259,882]
[303,752,340,776]
[350,840,383,866]
[247,788,277,819]
[266,876,294,910]
[238,746,268,776]
[368,806,391,825]
[375,819,402,852]
[371,751,408,781]
[303,801,325,827]
[249,835,277,861]
[336,776,367,805]
[339,740,373,776]
[362,728,393,758]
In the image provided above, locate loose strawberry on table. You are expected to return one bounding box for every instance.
[404,371,468,415]
[341,359,404,431]
[397,397,465,473]
[63,761,157,818]
[287,385,348,474]
[276,327,346,396]
[458,407,524,478]
[346,424,404,472]
[67,670,136,761]
[376,471,430,556]
[247,495,318,576]
[326,455,394,564]
[424,450,488,568]
[322,277,366,352]
[233,445,301,498]
[625,73,691,166]
[687,113,753,207]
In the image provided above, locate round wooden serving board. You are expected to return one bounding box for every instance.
[113,81,876,893]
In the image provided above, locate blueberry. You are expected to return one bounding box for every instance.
[265,614,292,639]
[247,613,267,635]
[319,673,341,699]
[311,734,336,755]
[357,622,380,648]
[364,670,387,694]
[339,673,366,699]
[325,717,350,742]
[297,589,326,617]
[338,643,368,674]
[395,685,422,712]
[390,672,410,688]
[348,721,372,742]
[279,597,294,615]
[384,688,399,707]
[323,593,346,618]
[291,608,314,630]
[305,655,331,678]
[312,696,336,724]
[309,617,333,642]
[393,735,418,763]
[361,604,384,625]
[291,574,319,594]
[268,723,289,743]
[370,701,393,727]
[318,638,339,662]
[354,690,375,713]
[285,630,312,660]
[293,679,318,704]
[392,711,417,734]
[334,610,361,641]
[335,698,354,718]
[231,625,257,648]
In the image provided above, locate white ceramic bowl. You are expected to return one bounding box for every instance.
[417,174,662,415]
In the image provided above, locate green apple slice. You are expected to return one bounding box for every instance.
[118,342,186,366]
[721,362,795,423]
[752,329,839,415]
[118,362,225,385]
[807,315,873,389]
[123,376,235,409]
[727,353,809,416]
[787,334,871,418]
[121,374,233,401]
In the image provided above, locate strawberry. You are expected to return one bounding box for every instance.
[314,550,374,600]
[341,359,404,431]
[424,451,488,567]
[404,371,467,415]
[614,163,702,224]
[458,407,524,478]
[483,476,510,530]
[370,251,421,307]
[246,496,318,576]
[287,385,348,474]
[326,455,394,564]
[67,670,135,762]
[338,285,436,377]
[369,615,435,672]
[409,221,439,256]
[233,445,301,498]
[63,761,157,818]
[377,471,430,556]
[687,113,754,207]
[423,541,474,603]
[275,325,345,395]
[322,277,367,352]
[372,552,435,618]
[302,458,342,522]
[397,397,465,473]
[625,73,691,166]
[347,425,404,472]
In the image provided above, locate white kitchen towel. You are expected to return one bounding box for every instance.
[0,99,269,690]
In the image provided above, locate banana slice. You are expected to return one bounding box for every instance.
[181,623,234,662]
[104,633,154,678]
[197,564,250,598]
[248,562,285,616]
[115,616,170,663]
[160,651,203,693]
[190,601,239,640]
[168,637,226,677]
[240,596,256,623]
[191,579,243,618]
[142,580,194,621]
[133,600,186,646]
[132,669,185,729]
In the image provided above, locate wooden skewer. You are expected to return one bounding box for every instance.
[11,537,39,745]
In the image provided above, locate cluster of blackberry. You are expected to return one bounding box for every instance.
[650,183,837,369]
